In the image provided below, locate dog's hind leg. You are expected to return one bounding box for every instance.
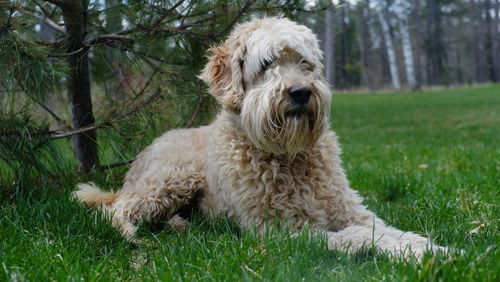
[112,174,206,238]
[97,171,205,238]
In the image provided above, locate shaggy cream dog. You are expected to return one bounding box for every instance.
[75,17,446,259]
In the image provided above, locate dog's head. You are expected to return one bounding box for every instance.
[200,17,331,155]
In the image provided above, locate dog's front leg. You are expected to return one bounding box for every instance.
[326,215,447,260]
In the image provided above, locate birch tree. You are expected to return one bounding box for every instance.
[396,0,418,89]
[376,0,401,90]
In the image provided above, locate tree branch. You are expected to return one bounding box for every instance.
[52,88,163,139]
[83,34,133,47]
[155,0,188,25]
[209,0,257,40]
[19,7,66,34]
[0,89,163,139]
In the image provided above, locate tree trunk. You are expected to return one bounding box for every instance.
[471,0,484,82]
[426,0,446,85]
[337,0,348,89]
[455,48,464,84]
[358,0,372,87]
[495,0,500,80]
[411,0,425,86]
[377,0,401,90]
[398,0,418,90]
[62,0,98,172]
[484,0,498,82]
[324,5,335,87]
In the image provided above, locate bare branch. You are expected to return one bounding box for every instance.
[19,8,66,34]
[50,123,110,139]
[50,47,84,57]
[0,129,56,137]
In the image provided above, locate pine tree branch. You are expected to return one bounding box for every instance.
[1,3,17,32]
[51,88,163,139]
[83,23,193,47]
[184,93,202,128]
[155,0,188,25]
[83,34,133,47]
[209,0,257,40]
[23,89,68,128]
[35,102,67,128]
[0,89,163,139]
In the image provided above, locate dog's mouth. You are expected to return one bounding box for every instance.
[285,108,307,118]
[285,102,313,119]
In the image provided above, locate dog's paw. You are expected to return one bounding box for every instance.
[167,214,190,231]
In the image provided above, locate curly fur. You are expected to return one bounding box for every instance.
[74,17,447,259]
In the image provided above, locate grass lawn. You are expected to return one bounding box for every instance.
[1,84,499,281]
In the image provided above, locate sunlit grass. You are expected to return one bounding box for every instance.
[1,84,499,280]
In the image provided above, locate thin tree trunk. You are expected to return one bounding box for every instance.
[324,5,335,87]
[472,0,484,82]
[484,0,498,82]
[337,0,348,89]
[62,0,98,172]
[398,1,418,90]
[495,0,500,80]
[358,0,372,87]
[456,48,464,84]
[411,0,424,87]
[377,0,401,90]
[426,0,446,85]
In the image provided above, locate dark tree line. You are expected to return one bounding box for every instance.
[316,0,500,89]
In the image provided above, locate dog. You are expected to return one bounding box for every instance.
[74,17,446,259]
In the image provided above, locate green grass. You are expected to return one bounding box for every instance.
[1,84,499,281]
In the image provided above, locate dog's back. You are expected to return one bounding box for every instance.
[122,125,212,193]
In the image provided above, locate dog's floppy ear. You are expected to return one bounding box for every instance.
[199,43,245,111]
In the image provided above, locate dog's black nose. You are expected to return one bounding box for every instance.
[288,85,312,105]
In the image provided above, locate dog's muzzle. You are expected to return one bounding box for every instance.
[288,84,312,106]
[286,84,312,117]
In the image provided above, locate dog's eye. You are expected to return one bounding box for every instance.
[300,61,314,72]
[260,58,274,72]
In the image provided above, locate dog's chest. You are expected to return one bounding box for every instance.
[214,145,335,228]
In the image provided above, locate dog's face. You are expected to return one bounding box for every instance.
[200,17,331,155]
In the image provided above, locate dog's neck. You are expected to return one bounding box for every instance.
[214,110,321,162]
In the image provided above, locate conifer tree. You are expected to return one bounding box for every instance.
[0,0,308,177]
